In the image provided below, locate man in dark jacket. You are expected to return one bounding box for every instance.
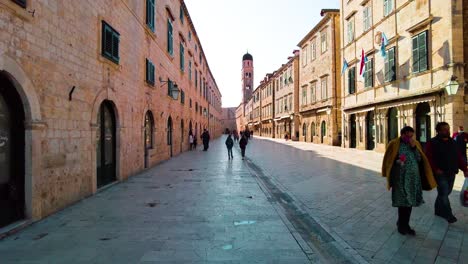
[425,122,468,223]
[225,134,234,160]
[239,135,248,160]
[201,129,210,151]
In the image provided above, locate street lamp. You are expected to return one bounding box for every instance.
[445,76,460,96]
[159,77,180,100]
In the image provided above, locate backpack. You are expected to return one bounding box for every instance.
[226,137,234,148]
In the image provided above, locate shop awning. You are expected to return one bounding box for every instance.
[376,96,435,110]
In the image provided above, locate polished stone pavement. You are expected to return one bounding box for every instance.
[250,136,468,264]
[2,136,467,263]
[0,137,314,264]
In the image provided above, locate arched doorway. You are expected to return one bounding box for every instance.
[321,121,326,143]
[350,114,357,148]
[366,111,375,150]
[180,119,184,153]
[0,73,25,228]
[96,100,117,188]
[189,120,193,134]
[388,107,398,142]
[302,123,307,142]
[416,102,431,148]
[144,111,154,169]
[167,117,173,157]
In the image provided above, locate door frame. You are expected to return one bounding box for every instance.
[96,100,117,188]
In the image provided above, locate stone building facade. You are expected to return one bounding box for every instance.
[341,0,467,152]
[273,52,300,140]
[0,0,222,229]
[260,74,274,138]
[298,9,342,146]
[221,107,236,133]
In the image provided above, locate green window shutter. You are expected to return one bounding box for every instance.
[112,32,119,62]
[146,0,155,31]
[384,53,389,82]
[180,6,184,23]
[412,36,419,72]
[418,31,427,71]
[102,22,119,64]
[389,48,396,81]
[150,62,155,85]
[145,59,149,82]
[167,20,173,55]
[168,80,172,96]
[180,43,184,71]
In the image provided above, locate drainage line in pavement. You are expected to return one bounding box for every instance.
[244,158,360,264]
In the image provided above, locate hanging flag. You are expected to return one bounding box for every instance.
[359,49,368,77]
[380,32,389,57]
[341,58,349,76]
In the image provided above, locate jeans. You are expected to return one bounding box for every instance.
[227,148,233,158]
[435,173,456,219]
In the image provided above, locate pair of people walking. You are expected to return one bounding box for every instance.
[382,123,468,236]
[225,133,248,160]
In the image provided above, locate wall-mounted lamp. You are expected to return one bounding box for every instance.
[445,76,460,96]
[159,77,180,100]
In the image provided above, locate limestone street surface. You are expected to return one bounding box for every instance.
[0,137,311,264]
[249,136,468,264]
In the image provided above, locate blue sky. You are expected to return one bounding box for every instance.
[184,0,340,107]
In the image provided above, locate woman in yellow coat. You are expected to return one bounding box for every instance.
[382,126,436,235]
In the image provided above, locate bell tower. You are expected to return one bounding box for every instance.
[242,52,253,104]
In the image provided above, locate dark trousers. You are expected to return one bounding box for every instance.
[227,148,233,158]
[398,207,412,229]
[203,142,209,151]
[435,173,456,219]
[241,148,246,158]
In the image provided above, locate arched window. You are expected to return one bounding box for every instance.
[145,111,154,149]
[311,122,316,137]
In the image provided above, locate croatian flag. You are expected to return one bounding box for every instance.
[341,58,349,76]
[380,32,389,57]
[359,49,368,77]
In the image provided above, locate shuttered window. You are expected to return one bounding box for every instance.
[146,0,155,31]
[167,19,173,55]
[348,67,356,94]
[412,31,428,73]
[384,47,396,82]
[145,59,155,86]
[364,59,373,88]
[101,21,120,64]
[180,42,185,71]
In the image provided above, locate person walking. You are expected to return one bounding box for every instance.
[453,125,468,164]
[425,122,468,223]
[201,129,210,151]
[233,130,239,143]
[382,126,436,235]
[239,135,248,160]
[225,134,234,160]
[193,133,198,150]
[188,131,194,151]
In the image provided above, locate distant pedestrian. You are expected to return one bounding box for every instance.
[189,131,194,151]
[425,122,468,223]
[225,134,234,160]
[239,135,248,160]
[233,130,239,143]
[382,126,436,235]
[453,125,468,164]
[201,129,210,151]
[193,133,198,150]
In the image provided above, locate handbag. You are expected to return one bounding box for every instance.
[460,178,468,207]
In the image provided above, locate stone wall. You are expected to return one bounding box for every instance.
[0,0,222,222]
